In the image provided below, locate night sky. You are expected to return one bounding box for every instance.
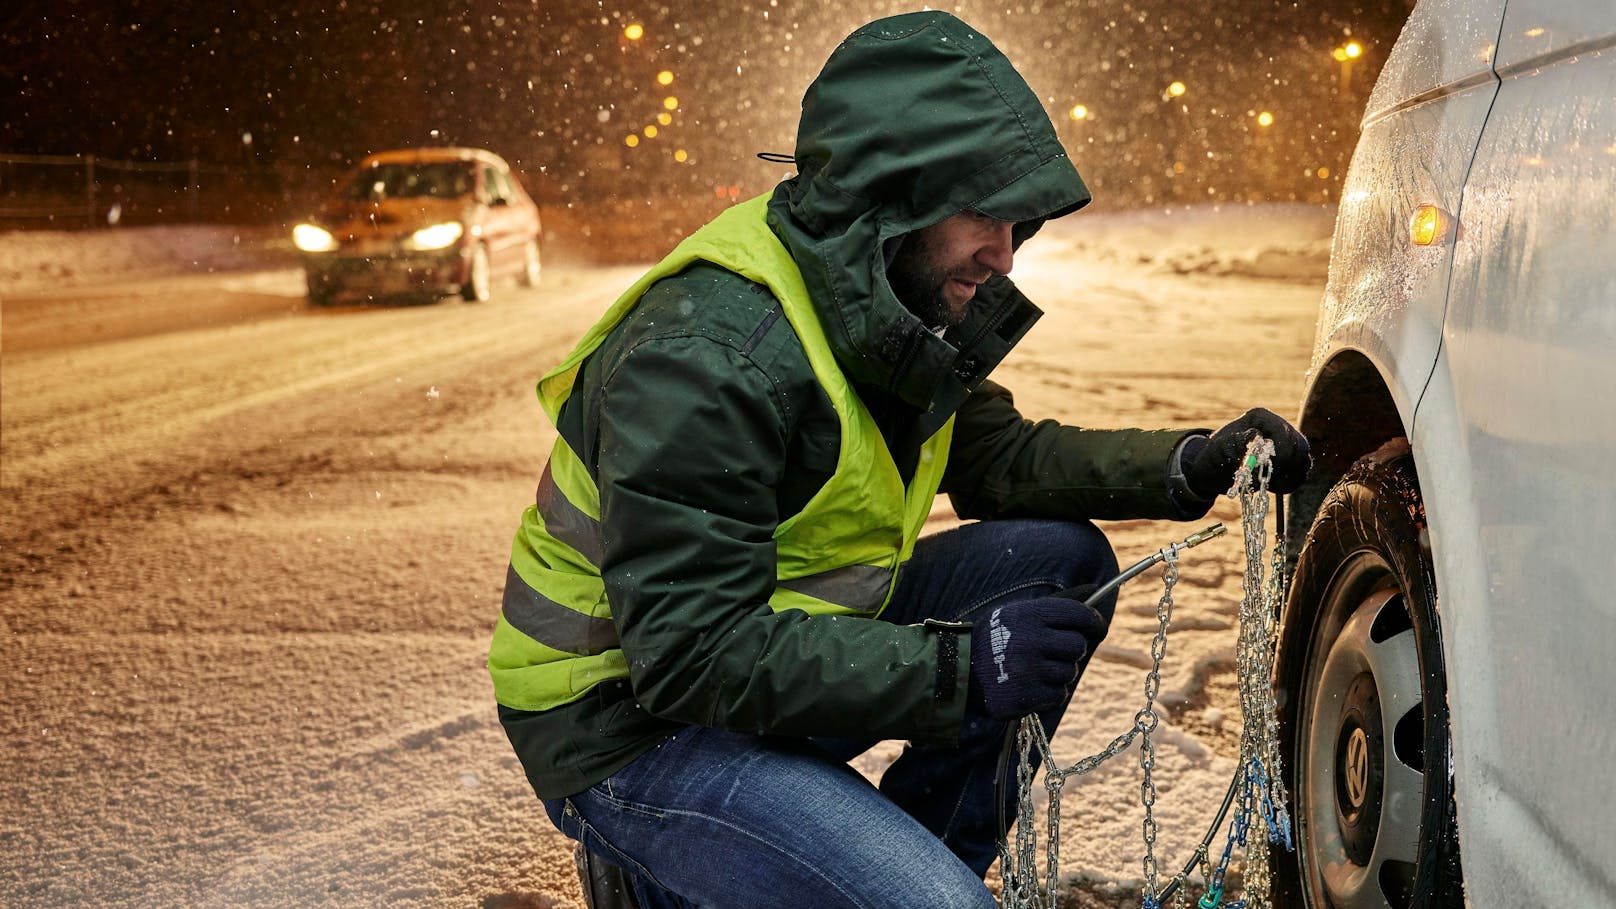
[3,1,1415,208]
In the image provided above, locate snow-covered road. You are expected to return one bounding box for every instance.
[1,204,1331,908]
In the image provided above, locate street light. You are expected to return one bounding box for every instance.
[1333,41,1363,91]
[1068,104,1089,121]
[1256,111,1274,127]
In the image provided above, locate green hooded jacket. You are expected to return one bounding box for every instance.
[499,11,1211,800]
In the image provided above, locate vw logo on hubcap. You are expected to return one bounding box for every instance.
[1344,726,1370,809]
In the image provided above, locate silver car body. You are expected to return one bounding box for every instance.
[1298,0,1616,902]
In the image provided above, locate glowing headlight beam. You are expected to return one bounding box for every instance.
[407,222,465,251]
[293,223,337,252]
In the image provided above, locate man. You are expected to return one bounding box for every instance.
[490,11,1309,908]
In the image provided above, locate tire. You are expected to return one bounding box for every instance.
[462,243,492,302]
[518,237,542,288]
[574,843,640,909]
[1273,441,1464,908]
[307,276,335,307]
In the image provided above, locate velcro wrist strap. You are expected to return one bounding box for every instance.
[923,619,970,701]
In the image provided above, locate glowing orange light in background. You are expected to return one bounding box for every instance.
[643,125,658,138]
[657,112,673,126]
[624,24,644,41]
[674,149,689,163]
[1167,81,1187,97]
[657,71,674,86]
[663,96,679,110]
[1256,111,1274,127]
[624,134,639,148]
[1068,104,1089,121]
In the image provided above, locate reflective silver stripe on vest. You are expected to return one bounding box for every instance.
[501,563,620,655]
[778,563,893,612]
[537,456,891,614]
[535,460,605,567]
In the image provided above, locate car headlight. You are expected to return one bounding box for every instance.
[405,222,465,251]
[293,223,338,252]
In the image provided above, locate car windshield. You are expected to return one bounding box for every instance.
[346,162,474,201]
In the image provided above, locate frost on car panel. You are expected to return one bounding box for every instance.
[1363,0,1507,122]
[1310,0,1506,412]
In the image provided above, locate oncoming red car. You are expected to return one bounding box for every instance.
[293,147,541,305]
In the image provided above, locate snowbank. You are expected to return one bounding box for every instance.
[1039,202,1335,283]
[0,203,1336,299]
[0,225,295,293]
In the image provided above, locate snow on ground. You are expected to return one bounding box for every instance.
[1,202,1334,908]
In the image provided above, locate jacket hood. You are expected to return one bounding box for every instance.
[766,11,1091,410]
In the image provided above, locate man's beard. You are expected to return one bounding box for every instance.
[886,233,956,329]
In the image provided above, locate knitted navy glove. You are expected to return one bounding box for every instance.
[1184,407,1311,498]
[968,595,1111,720]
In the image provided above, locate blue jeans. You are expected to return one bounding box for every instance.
[544,519,1118,909]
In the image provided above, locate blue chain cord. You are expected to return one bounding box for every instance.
[1187,754,1296,909]
[1249,757,1294,850]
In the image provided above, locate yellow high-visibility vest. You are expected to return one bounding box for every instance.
[488,194,954,712]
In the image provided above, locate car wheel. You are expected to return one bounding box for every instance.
[307,276,335,307]
[1274,441,1464,908]
[518,238,541,288]
[462,243,492,302]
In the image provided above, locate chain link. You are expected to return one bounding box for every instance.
[1137,549,1178,897]
[999,438,1291,909]
[1226,437,1291,909]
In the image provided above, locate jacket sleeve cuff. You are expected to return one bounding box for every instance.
[1167,431,1216,519]
[919,619,973,743]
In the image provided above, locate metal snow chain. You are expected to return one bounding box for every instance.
[998,438,1292,909]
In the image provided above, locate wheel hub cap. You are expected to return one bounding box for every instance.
[1344,726,1370,809]
[1304,582,1429,907]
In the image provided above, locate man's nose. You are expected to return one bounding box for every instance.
[977,221,1015,277]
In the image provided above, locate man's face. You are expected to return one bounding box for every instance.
[887,211,1016,328]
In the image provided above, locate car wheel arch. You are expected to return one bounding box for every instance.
[1287,348,1409,566]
